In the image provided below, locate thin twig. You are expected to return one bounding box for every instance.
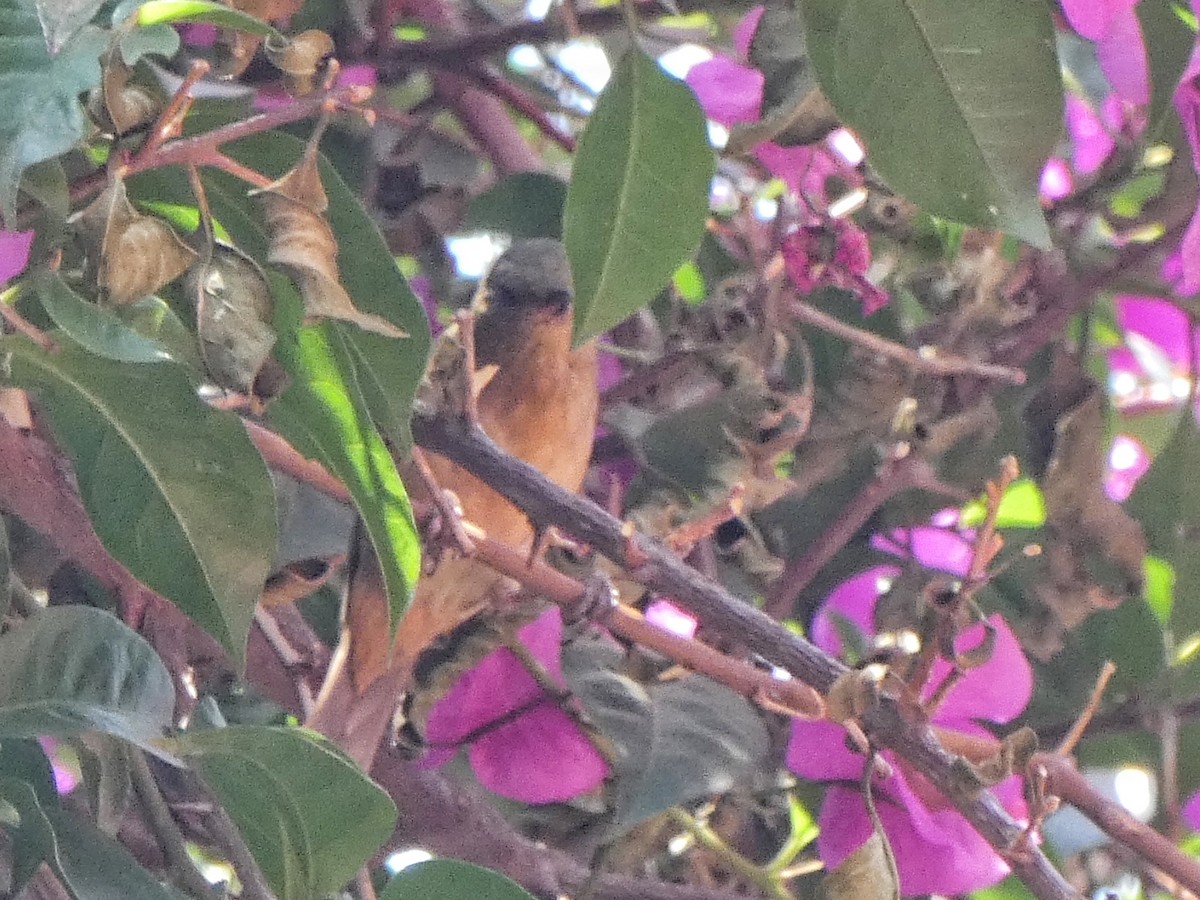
[665,807,791,900]
[129,752,218,900]
[1035,752,1200,896]
[787,295,1027,385]
[1054,661,1117,756]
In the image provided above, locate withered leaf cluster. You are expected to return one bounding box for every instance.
[252,151,407,340]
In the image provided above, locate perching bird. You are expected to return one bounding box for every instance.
[307,239,599,770]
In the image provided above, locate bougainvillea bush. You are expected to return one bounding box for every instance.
[6,0,1200,898]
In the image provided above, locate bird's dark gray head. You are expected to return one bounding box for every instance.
[484,238,574,315]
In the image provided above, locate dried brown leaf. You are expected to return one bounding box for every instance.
[822,831,898,900]
[1023,361,1147,653]
[73,180,197,306]
[87,54,161,134]
[264,29,334,94]
[187,244,278,394]
[253,155,406,339]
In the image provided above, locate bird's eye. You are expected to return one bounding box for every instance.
[490,284,517,307]
[544,288,572,314]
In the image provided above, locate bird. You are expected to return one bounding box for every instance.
[306,238,599,771]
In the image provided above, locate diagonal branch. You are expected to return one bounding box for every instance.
[411,405,1081,900]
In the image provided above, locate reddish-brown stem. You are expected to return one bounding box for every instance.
[47,84,374,219]
[127,59,211,166]
[464,65,578,152]
[242,418,352,502]
[1035,752,1200,896]
[786,292,1028,385]
[463,519,827,719]
[381,0,667,66]
[0,300,56,351]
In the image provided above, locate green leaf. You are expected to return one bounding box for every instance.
[172,725,397,900]
[564,49,714,344]
[3,340,276,664]
[466,172,567,239]
[959,479,1046,528]
[33,0,107,53]
[44,802,187,899]
[611,676,767,831]
[565,639,768,834]
[32,269,173,363]
[0,0,108,221]
[1138,0,1197,140]
[130,0,283,40]
[381,860,536,900]
[0,776,58,895]
[798,0,1062,247]
[269,274,420,635]
[115,21,180,65]
[0,739,58,806]
[1144,554,1174,627]
[0,607,174,750]
[1128,414,1200,640]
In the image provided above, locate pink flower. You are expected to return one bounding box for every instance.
[645,598,699,639]
[1060,0,1141,43]
[1170,22,1200,296]
[1095,6,1149,106]
[1108,295,1200,414]
[1066,94,1116,176]
[781,219,889,313]
[421,607,609,804]
[1105,434,1151,501]
[788,544,1032,896]
[1039,158,1074,201]
[1,230,34,287]
[1183,789,1200,830]
[684,7,861,203]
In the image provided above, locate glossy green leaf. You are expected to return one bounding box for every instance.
[381,859,536,900]
[466,172,567,239]
[0,607,174,750]
[32,269,173,363]
[3,340,275,664]
[799,0,1062,247]
[130,0,282,40]
[268,274,420,634]
[172,725,397,900]
[564,49,714,344]
[0,0,108,220]
[1128,414,1200,640]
